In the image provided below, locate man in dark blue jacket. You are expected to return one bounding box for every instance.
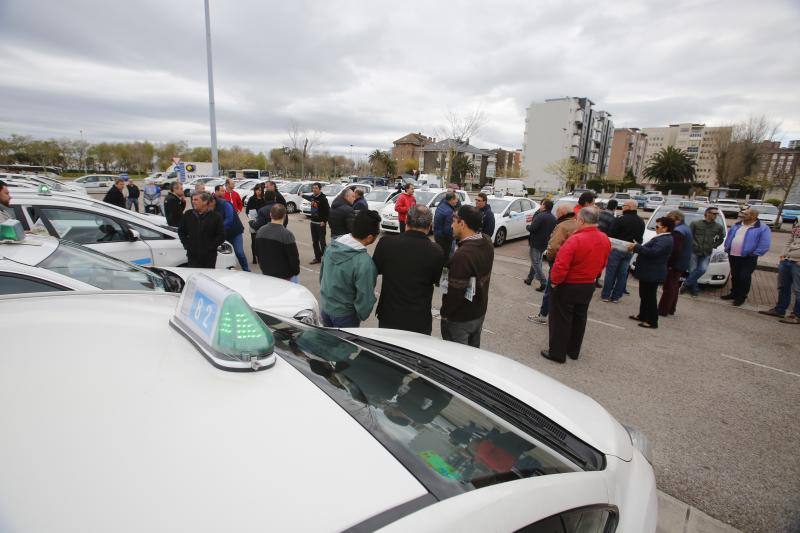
[524,199,556,291]
[658,210,692,316]
[474,193,495,239]
[214,185,249,271]
[722,208,772,306]
[433,192,459,259]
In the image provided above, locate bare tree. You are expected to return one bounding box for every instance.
[434,107,486,181]
[714,116,781,186]
[286,119,322,179]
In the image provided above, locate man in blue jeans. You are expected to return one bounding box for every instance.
[759,220,800,323]
[601,200,645,303]
[682,206,725,296]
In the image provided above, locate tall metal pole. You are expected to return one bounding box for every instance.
[203,0,220,177]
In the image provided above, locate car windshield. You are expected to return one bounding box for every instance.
[615,193,631,199]
[322,184,343,196]
[259,316,580,500]
[279,182,300,194]
[37,241,165,291]
[646,207,726,232]
[413,191,438,205]
[664,197,683,206]
[365,190,391,202]
[488,199,510,213]
[784,204,800,210]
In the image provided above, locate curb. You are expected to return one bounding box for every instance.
[657,491,742,533]
[756,263,779,273]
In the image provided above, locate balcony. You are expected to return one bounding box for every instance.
[572,135,581,147]
[571,147,580,158]
[574,112,583,124]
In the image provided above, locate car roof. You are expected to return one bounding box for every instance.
[0,292,426,532]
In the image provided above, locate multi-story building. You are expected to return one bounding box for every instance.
[640,123,732,187]
[391,132,432,163]
[788,140,800,150]
[489,148,522,177]
[757,143,800,203]
[520,97,614,192]
[419,138,495,189]
[607,128,648,182]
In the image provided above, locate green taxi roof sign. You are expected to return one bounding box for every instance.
[0,219,25,242]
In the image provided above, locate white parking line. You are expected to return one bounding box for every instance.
[300,266,318,273]
[719,353,800,379]
[525,302,625,330]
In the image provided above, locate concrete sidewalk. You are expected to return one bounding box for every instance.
[658,492,741,533]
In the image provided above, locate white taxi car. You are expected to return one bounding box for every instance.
[0,173,88,195]
[0,275,657,532]
[365,188,399,211]
[6,189,238,269]
[301,182,374,215]
[70,173,117,190]
[0,228,318,323]
[487,196,540,247]
[279,180,329,214]
[381,189,472,233]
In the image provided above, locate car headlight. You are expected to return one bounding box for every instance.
[293,308,319,325]
[218,242,233,254]
[623,424,653,464]
[710,250,728,263]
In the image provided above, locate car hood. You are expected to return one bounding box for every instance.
[164,267,318,319]
[342,328,633,460]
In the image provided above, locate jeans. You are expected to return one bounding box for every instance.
[229,233,250,271]
[729,255,758,303]
[126,197,139,212]
[776,259,800,315]
[683,254,711,294]
[601,249,632,301]
[441,315,485,348]
[540,270,552,317]
[321,310,360,328]
[526,247,546,284]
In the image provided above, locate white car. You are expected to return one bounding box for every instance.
[365,188,399,212]
[0,173,88,195]
[279,180,328,214]
[0,231,318,323]
[301,183,374,215]
[596,193,631,210]
[748,203,780,225]
[640,205,729,285]
[381,189,472,233]
[713,199,742,218]
[7,190,238,269]
[70,174,117,190]
[487,196,540,247]
[553,196,579,214]
[644,195,664,211]
[0,279,657,532]
[182,176,221,195]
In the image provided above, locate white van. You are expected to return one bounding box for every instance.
[489,178,526,197]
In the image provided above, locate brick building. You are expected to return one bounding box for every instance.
[391,133,432,163]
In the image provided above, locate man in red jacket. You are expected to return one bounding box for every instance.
[542,207,610,363]
[394,182,416,233]
[222,178,243,213]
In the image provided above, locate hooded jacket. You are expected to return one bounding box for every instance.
[328,196,355,237]
[319,235,378,321]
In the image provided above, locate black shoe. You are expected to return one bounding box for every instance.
[732,300,745,306]
[759,308,784,317]
[623,290,630,295]
[309,259,321,265]
[535,284,545,292]
[523,278,532,286]
[567,353,579,360]
[679,285,688,294]
[540,350,565,364]
[720,293,735,300]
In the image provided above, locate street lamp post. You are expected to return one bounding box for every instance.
[203,0,220,177]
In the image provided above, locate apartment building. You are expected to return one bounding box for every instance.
[607,128,648,181]
[788,140,800,150]
[391,132,432,162]
[419,138,496,189]
[757,142,800,203]
[521,97,614,192]
[640,123,731,187]
[489,148,522,177]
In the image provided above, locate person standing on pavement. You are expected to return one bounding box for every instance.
[629,217,674,329]
[318,210,381,327]
[395,182,416,233]
[177,191,225,268]
[372,205,445,334]
[103,179,126,208]
[524,199,556,291]
[308,182,329,265]
[528,203,579,324]
[601,199,645,303]
[722,208,772,306]
[474,193,495,239]
[254,204,300,281]
[658,210,693,317]
[597,199,617,235]
[541,208,611,363]
[759,220,800,323]
[440,205,494,348]
[681,206,725,297]
[433,192,459,259]
[164,182,186,227]
[214,184,249,271]
[329,188,356,240]
[222,178,243,213]
[245,184,267,265]
[126,181,140,212]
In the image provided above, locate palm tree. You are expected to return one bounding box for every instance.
[367,149,396,177]
[643,146,697,183]
[450,153,476,185]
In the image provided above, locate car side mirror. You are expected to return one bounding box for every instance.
[128,229,141,241]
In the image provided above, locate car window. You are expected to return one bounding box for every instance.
[263,318,577,500]
[414,191,437,205]
[365,190,391,202]
[509,200,523,213]
[784,204,800,210]
[0,273,68,295]
[127,222,168,241]
[516,506,617,533]
[432,192,445,206]
[40,208,127,243]
[37,241,165,291]
[521,199,535,211]
[488,199,510,213]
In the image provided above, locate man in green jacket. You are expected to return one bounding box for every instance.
[682,206,725,296]
[319,210,381,327]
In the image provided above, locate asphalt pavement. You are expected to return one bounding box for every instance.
[254,213,799,533]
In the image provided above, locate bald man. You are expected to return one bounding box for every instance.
[601,199,645,302]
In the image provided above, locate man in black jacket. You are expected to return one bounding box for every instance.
[164,182,186,227]
[601,199,645,302]
[308,182,329,265]
[103,179,126,208]
[524,199,556,291]
[126,181,140,212]
[265,181,287,207]
[372,205,445,334]
[177,192,225,268]
[328,188,356,240]
[254,204,300,280]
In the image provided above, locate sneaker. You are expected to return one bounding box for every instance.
[601,298,610,302]
[535,283,546,292]
[309,259,321,265]
[527,314,547,324]
[610,299,620,304]
[758,308,784,318]
[779,314,800,324]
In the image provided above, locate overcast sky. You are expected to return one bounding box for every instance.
[1,0,798,158]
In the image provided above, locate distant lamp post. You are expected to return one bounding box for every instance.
[203,0,220,177]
